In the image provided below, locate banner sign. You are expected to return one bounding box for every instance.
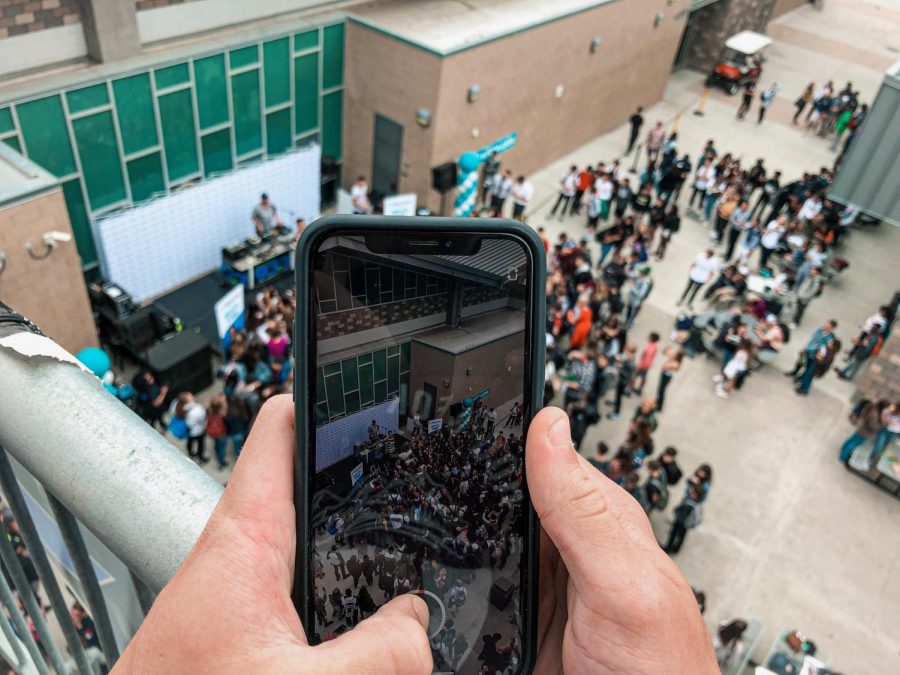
[383,193,418,216]
[427,418,443,435]
[214,283,245,352]
[350,462,364,487]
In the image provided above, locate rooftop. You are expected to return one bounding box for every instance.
[350,0,606,55]
[0,143,59,209]
[414,308,524,354]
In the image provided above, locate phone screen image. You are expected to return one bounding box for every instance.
[305,229,535,674]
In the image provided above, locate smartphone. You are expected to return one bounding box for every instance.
[293,215,545,674]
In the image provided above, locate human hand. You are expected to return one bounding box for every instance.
[528,407,717,674]
[113,395,431,674]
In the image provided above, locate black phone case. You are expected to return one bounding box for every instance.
[292,215,546,674]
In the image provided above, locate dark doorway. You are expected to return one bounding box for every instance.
[673,10,701,70]
[372,113,403,197]
[423,382,438,421]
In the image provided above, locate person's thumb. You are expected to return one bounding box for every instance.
[314,594,432,675]
[526,407,632,585]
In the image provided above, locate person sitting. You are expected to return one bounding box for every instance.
[368,420,380,442]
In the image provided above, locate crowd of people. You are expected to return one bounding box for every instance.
[312,400,526,673]
[132,285,296,469]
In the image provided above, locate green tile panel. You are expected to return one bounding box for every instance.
[72,111,126,210]
[201,128,233,177]
[157,89,200,181]
[154,63,190,89]
[294,29,318,52]
[322,24,345,89]
[112,74,158,155]
[127,152,166,203]
[263,38,290,108]
[65,84,109,114]
[231,70,262,156]
[62,179,96,264]
[2,136,21,153]
[0,107,13,134]
[16,96,76,177]
[265,108,291,157]
[194,54,229,129]
[294,52,318,134]
[321,90,343,160]
[229,45,259,69]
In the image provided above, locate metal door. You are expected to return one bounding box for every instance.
[372,113,403,196]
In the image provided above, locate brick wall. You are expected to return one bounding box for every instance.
[135,0,198,10]
[683,0,776,73]
[463,286,508,307]
[856,330,900,403]
[0,0,81,38]
[0,189,97,353]
[316,295,448,341]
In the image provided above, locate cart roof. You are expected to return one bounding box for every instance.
[725,31,773,55]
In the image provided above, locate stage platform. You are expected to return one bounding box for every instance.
[154,270,294,357]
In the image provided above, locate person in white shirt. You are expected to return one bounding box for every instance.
[548,166,578,221]
[490,169,514,214]
[678,249,718,308]
[798,195,822,223]
[351,176,372,214]
[510,175,533,221]
[759,216,787,268]
[595,173,614,222]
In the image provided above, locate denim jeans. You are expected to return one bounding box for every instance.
[798,356,817,393]
[871,428,899,462]
[214,433,244,466]
[839,432,867,462]
[704,194,718,222]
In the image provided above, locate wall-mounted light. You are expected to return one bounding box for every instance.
[416,108,432,128]
[466,367,472,376]
[467,84,481,103]
[471,127,480,138]
[654,12,664,28]
[554,84,565,99]
[590,36,602,53]
[442,378,450,388]
[24,231,72,260]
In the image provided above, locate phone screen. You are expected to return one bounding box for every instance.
[305,228,534,673]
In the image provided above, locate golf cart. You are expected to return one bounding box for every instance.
[706,31,773,95]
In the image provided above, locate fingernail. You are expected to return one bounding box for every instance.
[411,596,430,630]
[547,414,573,451]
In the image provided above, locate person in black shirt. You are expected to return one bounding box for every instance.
[614,178,633,219]
[602,253,627,289]
[736,81,756,120]
[631,183,652,218]
[751,170,780,219]
[71,603,101,649]
[660,447,683,485]
[133,370,169,429]
[655,205,681,260]
[627,106,644,154]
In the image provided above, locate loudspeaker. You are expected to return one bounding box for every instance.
[120,306,165,353]
[143,330,213,395]
[489,577,516,610]
[432,162,457,193]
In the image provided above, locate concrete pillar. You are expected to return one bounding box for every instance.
[682,0,777,73]
[80,0,141,64]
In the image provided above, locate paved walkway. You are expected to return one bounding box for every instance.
[520,1,900,671]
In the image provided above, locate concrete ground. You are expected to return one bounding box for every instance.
[521,0,900,672]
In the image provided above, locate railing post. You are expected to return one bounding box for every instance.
[0,570,45,675]
[47,492,121,665]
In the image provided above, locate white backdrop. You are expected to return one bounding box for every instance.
[95,145,321,302]
[316,398,400,472]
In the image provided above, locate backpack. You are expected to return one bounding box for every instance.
[650,477,669,510]
[167,416,189,440]
[685,502,703,529]
[206,414,227,439]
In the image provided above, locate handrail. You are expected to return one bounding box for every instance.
[0,310,224,594]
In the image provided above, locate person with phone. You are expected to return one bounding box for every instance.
[111,398,717,673]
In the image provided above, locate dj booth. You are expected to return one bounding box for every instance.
[220,230,295,290]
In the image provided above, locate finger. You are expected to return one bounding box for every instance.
[526,407,635,588]
[314,594,432,675]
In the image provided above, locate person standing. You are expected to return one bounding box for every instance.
[170,392,208,464]
[627,106,644,154]
[573,166,593,215]
[678,249,718,309]
[350,177,372,215]
[793,82,814,124]
[510,175,532,221]
[870,403,900,464]
[759,215,787,269]
[645,121,666,164]
[607,344,637,420]
[613,178,633,220]
[643,460,669,514]
[736,80,757,120]
[480,151,501,206]
[836,326,881,380]
[751,170,780,219]
[655,205,680,260]
[688,161,715,213]
[830,106,853,152]
[595,171,615,222]
[206,394,230,470]
[631,332,660,395]
[656,346,684,412]
[713,187,739,243]
[251,193,283,235]
[757,82,780,124]
[489,169,514,214]
[839,399,888,462]
[548,166,578,220]
[624,267,653,330]
[796,320,838,395]
[664,484,704,554]
[724,199,751,260]
[791,266,823,328]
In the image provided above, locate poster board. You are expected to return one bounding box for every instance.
[383,193,417,216]
[214,283,245,351]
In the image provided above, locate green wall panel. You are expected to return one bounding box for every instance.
[2,136,21,153]
[66,84,109,114]
[266,109,291,157]
[294,52,318,134]
[16,96,76,177]
[194,54,229,129]
[231,70,262,156]
[201,128,233,176]
[0,107,13,134]
[229,45,259,69]
[263,38,290,108]
[294,29,318,52]
[62,179,96,264]
[112,74,158,155]
[158,89,199,180]
[321,90,343,160]
[72,111,126,210]
[154,63,190,89]
[127,152,166,202]
[322,24,344,89]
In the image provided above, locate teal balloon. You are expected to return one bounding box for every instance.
[459,152,481,173]
[463,397,473,407]
[76,347,111,377]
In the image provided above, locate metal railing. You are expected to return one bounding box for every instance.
[0,302,223,673]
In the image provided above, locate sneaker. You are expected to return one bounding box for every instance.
[789,322,798,330]
[715,386,729,399]
[607,412,620,420]
[712,374,724,383]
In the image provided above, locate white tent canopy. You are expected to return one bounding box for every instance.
[725,31,773,55]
